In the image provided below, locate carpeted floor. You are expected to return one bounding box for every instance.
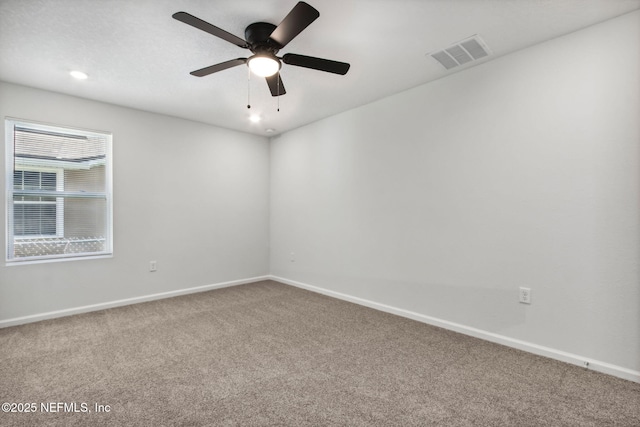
[0,280,638,426]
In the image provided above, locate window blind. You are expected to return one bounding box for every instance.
[6,119,113,262]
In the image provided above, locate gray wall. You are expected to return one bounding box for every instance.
[0,82,270,320]
[270,12,640,374]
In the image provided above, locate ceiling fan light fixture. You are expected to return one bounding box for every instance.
[248,55,280,77]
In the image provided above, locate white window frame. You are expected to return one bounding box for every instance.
[5,118,113,264]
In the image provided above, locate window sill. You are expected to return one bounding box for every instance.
[5,253,113,267]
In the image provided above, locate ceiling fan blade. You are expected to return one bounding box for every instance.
[265,74,286,97]
[190,58,247,77]
[268,2,319,48]
[173,12,248,48]
[282,53,350,75]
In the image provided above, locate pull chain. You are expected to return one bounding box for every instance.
[277,71,280,112]
[247,67,251,109]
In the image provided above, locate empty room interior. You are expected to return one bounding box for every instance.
[1,0,639,425]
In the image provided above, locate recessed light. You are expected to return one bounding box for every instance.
[70,70,88,80]
[249,114,261,123]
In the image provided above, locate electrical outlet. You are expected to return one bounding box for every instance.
[290,252,295,262]
[149,261,157,272]
[519,287,531,304]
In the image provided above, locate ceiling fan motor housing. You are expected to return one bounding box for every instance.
[245,22,280,54]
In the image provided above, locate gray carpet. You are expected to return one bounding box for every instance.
[1,280,638,426]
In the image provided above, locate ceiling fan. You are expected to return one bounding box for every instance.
[173,1,350,97]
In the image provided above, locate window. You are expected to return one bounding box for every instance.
[5,119,112,262]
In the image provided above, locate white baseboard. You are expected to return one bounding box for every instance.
[0,275,270,329]
[269,275,640,384]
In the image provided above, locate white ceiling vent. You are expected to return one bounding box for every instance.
[428,35,491,70]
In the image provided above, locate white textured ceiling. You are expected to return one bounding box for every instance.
[1,0,639,136]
